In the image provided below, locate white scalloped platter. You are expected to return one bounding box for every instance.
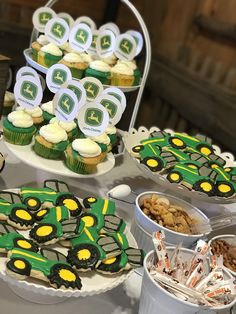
[24,48,141,93]
[123,126,236,204]
[4,140,115,179]
[0,189,137,299]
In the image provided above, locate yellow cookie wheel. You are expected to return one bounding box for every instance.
[141,156,164,172]
[169,137,186,149]
[16,239,32,250]
[193,179,215,196]
[56,194,82,217]
[6,257,31,278]
[24,196,41,211]
[216,182,235,198]
[48,264,82,289]
[14,237,39,252]
[167,171,182,184]
[29,223,57,244]
[196,144,213,156]
[83,196,98,208]
[132,145,144,153]
[9,206,34,228]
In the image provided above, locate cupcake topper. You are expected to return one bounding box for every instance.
[99,22,120,37]
[96,94,123,126]
[32,7,56,33]
[45,17,70,46]
[46,64,72,94]
[69,23,93,53]
[74,16,97,31]
[77,102,109,137]
[96,30,116,59]
[57,12,74,28]
[114,34,137,61]
[87,30,99,56]
[62,79,86,107]
[80,77,104,102]
[16,66,41,83]
[14,75,43,109]
[53,88,79,122]
[126,30,144,56]
[102,87,126,113]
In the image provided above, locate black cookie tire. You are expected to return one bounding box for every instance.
[23,196,41,211]
[167,171,183,184]
[168,137,186,150]
[6,257,31,279]
[196,144,214,156]
[96,255,123,274]
[29,223,58,244]
[0,153,5,173]
[215,181,235,198]
[47,263,82,290]
[56,194,82,217]
[83,197,98,208]
[193,179,215,196]
[132,145,144,154]
[9,207,35,228]
[34,208,50,221]
[13,237,39,252]
[81,213,98,228]
[67,243,100,271]
[141,156,164,172]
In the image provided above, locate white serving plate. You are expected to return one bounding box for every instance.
[24,48,141,93]
[0,189,137,301]
[123,126,236,204]
[4,140,115,178]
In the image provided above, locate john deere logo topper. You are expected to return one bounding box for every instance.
[85,108,103,127]
[62,79,86,107]
[16,66,40,83]
[96,94,123,125]
[88,30,99,55]
[75,16,96,31]
[57,12,74,28]
[80,77,104,102]
[45,17,69,46]
[46,64,72,94]
[32,7,56,32]
[14,75,43,109]
[53,88,78,122]
[114,34,137,61]
[97,30,116,58]
[99,22,120,37]
[102,87,126,113]
[126,30,144,56]
[58,94,74,114]
[69,23,92,52]
[100,100,117,118]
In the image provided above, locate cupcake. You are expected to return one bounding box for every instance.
[34,123,68,159]
[117,60,141,85]
[3,110,36,145]
[85,60,111,84]
[41,101,55,124]
[105,125,118,148]
[101,53,117,67]
[110,63,134,86]
[38,43,63,68]
[16,106,44,127]
[59,53,88,79]
[89,133,112,154]
[31,35,49,62]
[49,117,78,141]
[79,52,93,64]
[2,91,15,116]
[65,138,104,174]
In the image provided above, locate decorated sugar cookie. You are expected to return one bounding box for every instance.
[83,197,116,215]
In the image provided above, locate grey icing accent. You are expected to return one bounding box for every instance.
[0,221,17,235]
[40,248,67,262]
[61,219,78,236]
[150,130,169,139]
[0,192,22,204]
[209,154,225,166]
[195,134,212,144]
[199,165,213,177]
[44,180,70,193]
[97,236,120,254]
[125,248,143,266]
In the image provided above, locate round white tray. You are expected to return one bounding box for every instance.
[0,189,137,302]
[24,48,141,93]
[4,140,115,178]
[123,126,236,204]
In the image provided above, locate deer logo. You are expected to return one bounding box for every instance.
[21,82,37,100]
[76,30,87,44]
[91,35,97,48]
[101,36,111,49]
[120,40,132,54]
[52,24,63,38]
[102,100,116,118]
[85,84,98,99]
[53,70,66,84]
[40,13,51,24]
[85,108,103,126]
[59,95,74,114]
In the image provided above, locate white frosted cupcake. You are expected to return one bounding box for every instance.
[38,43,63,68]
[85,60,111,84]
[79,52,93,64]
[31,35,49,61]
[34,123,68,159]
[89,133,112,153]
[65,138,104,174]
[59,52,87,79]
[16,106,44,126]
[101,53,117,66]
[111,62,134,86]
[41,101,55,123]
[49,117,78,140]
[117,60,141,85]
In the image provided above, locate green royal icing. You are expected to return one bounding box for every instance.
[0,232,24,251]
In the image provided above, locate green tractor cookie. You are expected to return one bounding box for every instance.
[83,197,116,215]
[20,180,82,217]
[0,191,35,229]
[6,247,82,290]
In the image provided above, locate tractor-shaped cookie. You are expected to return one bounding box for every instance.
[83,197,116,215]
[0,191,35,229]
[6,247,82,290]
[20,180,82,217]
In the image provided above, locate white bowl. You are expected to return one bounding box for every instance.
[139,248,235,314]
[132,191,210,250]
[209,234,236,277]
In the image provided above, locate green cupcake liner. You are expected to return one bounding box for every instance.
[65,155,97,174]
[133,69,141,86]
[85,68,111,85]
[3,127,35,145]
[33,139,64,159]
[31,48,38,62]
[69,68,84,79]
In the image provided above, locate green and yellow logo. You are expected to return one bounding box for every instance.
[85,108,103,126]
[21,81,37,100]
[51,23,66,39]
[101,100,117,118]
[91,34,98,48]
[76,29,89,44]
[84,82,99,99]
[119,39,133,54]
[101,35,111,50]
[52,70,67,85]
[39,12,52,25]
[58,94,75,114]
[68,85,82,102]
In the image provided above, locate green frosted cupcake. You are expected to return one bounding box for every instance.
[33,123,68,159]
[38,43,63,68]
[85,60,111,84]
[41,101,55,124]
[3,110,36,145]
[65,138,105,174]
[49,117,78,141]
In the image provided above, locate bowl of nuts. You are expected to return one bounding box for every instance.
[130,191,209,251]
[209,234,236,277]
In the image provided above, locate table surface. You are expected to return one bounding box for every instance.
[0,137,235,313]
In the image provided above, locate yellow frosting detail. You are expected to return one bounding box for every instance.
[218,184,231,193]
[88,197,96,202]
[200,147,211,156]
[224,168,231,172]
[21,190,57,195]
[172,138,184,147]
[0,202,11,206]
[56,206,62,222]
[17,240,32,249]
[58,269,76,282]
[12,249,46,262]
[37,209,47,217]
[84,227,94,242]
[102,257,116,265]
[165,147,185,160]
[187,164,198,169]
[15,209,32,221]
[63,199,78,211]
[200,182,212,192]
[27,199,37,207]
[142,138,164,145]
[176,165,198,175]
[211,164,219,169]
[102,199,109,215]
[82,216,94,228]
[170,173,180,181]
[36,225,53,237]
[117,233,123,245]
[175,133,198,142]
[14,260,26,270]
[146,159,158,168]
[77,249,91,260]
